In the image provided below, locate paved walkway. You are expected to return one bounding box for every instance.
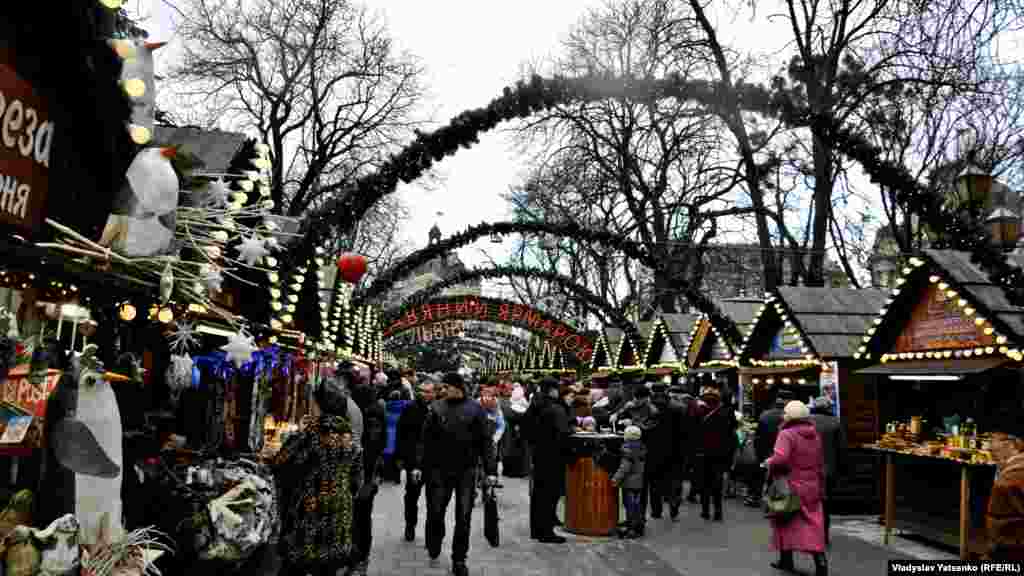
[346,476,920,576]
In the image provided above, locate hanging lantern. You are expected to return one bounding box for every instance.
[337,253,368,284]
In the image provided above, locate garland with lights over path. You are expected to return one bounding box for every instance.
[280,73,1023,343]
[391,265,640,347]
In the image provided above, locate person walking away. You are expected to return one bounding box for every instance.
[648,382,684,520]
[527,377,571,543]
[668,385,694,510]
[349,365,386,576]
[809,396,847,545]
[384,393,410,484]
[414,372,497,576]
[748,388,791,508]
[766,401,827,576]
[395,379,435,542]
[612,425,646,539]
[272,374,363,576]
[986,432,1024,560]
[690,383,737,521]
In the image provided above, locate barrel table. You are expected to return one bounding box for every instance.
[564,433,623,537]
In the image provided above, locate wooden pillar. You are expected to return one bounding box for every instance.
[884,454,895,545]
[960,466,970,560]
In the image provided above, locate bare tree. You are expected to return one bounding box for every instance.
[508,0,765,315]
[163,0,425,263]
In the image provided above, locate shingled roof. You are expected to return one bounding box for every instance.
[924,249,1024,340]
[777,286,890,358]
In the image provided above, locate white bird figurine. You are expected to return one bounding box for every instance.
[100,147,180,256]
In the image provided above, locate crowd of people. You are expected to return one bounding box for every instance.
[268,364,1024,576]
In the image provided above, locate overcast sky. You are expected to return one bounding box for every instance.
[134,0,794,278]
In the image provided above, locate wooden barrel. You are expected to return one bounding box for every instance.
[565,455,619,536]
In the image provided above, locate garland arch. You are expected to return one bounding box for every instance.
[384,322,531,352]
[275,74,1023,346]
[383,294,601,363]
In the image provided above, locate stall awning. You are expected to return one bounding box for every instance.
[738,365,818,375]
[690,366,735,374]
[857,358,1007,376]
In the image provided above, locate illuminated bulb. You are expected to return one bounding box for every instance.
[984,327,994,335]
[985,347,995,354]
[232,192,248,204]
[975,317,985,326]
[270,319,283,330]
[957,298,968,307]
[873,318,883,325]
[158,308,173,323]
[265,257,278,268]
[929,275,940,283]
[281,314,293,323]
[100,0,124,8]
[938,282,949,290]
[118,303,137,321]
[285,304,296,312]
[943,351,953,358]
[239,180,254,193]
[288,294,299,303]
[891,288,901,295]
[997,336,1008,344]
[895,278,906,286]
[269,287,281,299]
[902,267,912,275]
[946,290,957,298]
[964,308,975,316]
[122,78,146,97]
[129,124,151,144]
[212,230,229,242]
[268,272,279,283]
[290,283,302,291]
[271,302,282,312]
[867,327,876,335]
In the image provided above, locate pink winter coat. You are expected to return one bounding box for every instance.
[766,418,826,553]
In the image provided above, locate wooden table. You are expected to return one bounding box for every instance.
[565,433,623,537]
[867,447,994,559]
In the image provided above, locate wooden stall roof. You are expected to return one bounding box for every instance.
[778,286,889,358]
[924,250,1024,340]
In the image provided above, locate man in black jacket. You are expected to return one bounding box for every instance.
[347,363,387,576]
[810,396,847,545]
[647,381,685,520]
[527,377,572,544]
[396,378,436,542]
[746,387,791,508]
[414,372,497,576]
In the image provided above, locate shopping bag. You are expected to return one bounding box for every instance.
[763,476,801,521]
[483,485,499,547]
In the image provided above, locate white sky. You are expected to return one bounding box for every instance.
[134,0,794,281]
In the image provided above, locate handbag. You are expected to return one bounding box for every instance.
[763,476,801,521]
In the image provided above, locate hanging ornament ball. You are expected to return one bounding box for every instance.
[128,124,151,145]
[337,253,368,284]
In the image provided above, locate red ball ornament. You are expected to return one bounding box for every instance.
[337,253,368,284]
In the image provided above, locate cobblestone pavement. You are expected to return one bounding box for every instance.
[351,476,920,576]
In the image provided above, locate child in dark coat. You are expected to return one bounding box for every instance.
[612,425,646,538]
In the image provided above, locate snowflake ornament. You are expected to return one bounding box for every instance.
[167,321,199,354]
[222,331,258,368]
[236,235,269,266]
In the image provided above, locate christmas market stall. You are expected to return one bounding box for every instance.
[736,286,889,508]
[639,313,697,384]
[854,250,1024,559]
[679,298,760,407]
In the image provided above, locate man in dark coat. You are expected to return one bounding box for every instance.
[747,388,791,507]
[810,396,847,545]
[395,378,436,542]
[527,377,572,544]
[647,381,685,520]
[690,383,737,521]
[414,372,497,576]
[348,363,387,576]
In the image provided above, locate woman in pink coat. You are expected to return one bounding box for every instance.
[765,400,827,576]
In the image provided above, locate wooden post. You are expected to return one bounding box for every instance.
[884,454,895,545]
[960,466,970,560]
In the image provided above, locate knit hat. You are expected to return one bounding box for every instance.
[783,400,810,422]
[624,425,642,441]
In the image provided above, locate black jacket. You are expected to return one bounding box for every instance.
[395,398,430,469]
[530,395,572,466]
[419,397,497,476]
[810,413,847,481]
[648,394,685,466]
[352,384,386,482]
[756,407,785,462]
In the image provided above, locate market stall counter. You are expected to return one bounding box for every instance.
[565,432,623,536]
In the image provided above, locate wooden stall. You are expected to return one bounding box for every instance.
[737,287,888,508]
[682,298,761,411]
[640,314,696,384]
[854,250,1024,559]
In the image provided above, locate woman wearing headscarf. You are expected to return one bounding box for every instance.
[765,400,827,576]
[272,374,363,576]
[986,432,1024,560]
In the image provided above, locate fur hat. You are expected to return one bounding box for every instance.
[783,400,810,422]
[624,425,642,441]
